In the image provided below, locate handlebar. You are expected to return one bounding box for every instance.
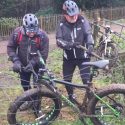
[19,49,53,82]
[78,45,103,60]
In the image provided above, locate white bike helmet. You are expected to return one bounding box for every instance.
[63,0,79,16]
[23,13,39,33]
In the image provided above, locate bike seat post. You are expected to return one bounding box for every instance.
[89,66,97,85]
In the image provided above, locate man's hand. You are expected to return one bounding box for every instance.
[13,60,21,73]
[73,42,81,48]
[24,59,37,72]
[65,42,81,49]
[24,63,33,72]
[86,45,94,55]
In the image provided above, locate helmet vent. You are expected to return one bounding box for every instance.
[30,24,33,27]
[25,21,28,25]
[30,18,32,21]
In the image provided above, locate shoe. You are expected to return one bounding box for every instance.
[19,101,33,111]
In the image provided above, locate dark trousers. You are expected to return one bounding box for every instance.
[19,68,38,91]
[19,68,41,114]
[63,58,91,98]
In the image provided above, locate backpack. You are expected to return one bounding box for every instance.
[16,31,41,48]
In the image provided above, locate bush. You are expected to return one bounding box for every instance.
[0,17,19,29]
[112,32,125,51]
[35,7,55,16]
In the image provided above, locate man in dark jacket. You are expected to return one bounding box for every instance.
[56,0,94,102]
[7,13,49,91]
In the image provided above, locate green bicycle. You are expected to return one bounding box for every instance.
[7,49,125,125]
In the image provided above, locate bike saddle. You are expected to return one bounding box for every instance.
[82,60,109,69]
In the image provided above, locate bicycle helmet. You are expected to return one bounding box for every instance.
[63,0,79,16]
[23,13,39,34]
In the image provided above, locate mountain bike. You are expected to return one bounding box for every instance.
[7,47,125,125]
[96,25,119,67]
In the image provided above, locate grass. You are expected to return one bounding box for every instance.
[115,19,125,24]
[53,120,85,125]
[0,46,125,124]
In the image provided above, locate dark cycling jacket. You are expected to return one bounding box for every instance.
[7,26,49,66]
[56,15,94,60]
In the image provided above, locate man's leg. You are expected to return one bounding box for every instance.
[78,59,93,99]
[63,59,76,99]
[20,70,41,115]
[77,59,91,85]
[20,71,32,91]
[19,71,33,111]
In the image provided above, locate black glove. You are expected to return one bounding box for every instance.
[73,42,81,48]
[64,42,74,49]
[65,42,81,49]
[24,63,32,72]
[13,60,21,73]
[86,45,94,55]
[24,59,37,72]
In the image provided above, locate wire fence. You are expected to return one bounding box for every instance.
[1,6,125,40]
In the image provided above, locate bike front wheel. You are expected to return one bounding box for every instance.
[87,84,125,125]
[7,88,62,125]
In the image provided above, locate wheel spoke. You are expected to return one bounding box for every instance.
[93,93,125,125]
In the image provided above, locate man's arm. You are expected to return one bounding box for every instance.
[83,18,95,55]
[83,18,94,46]
[56,23,74,50]
[39,32,49,62]
[7,30,19,62]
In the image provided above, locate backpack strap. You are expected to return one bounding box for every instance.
[35,37,41,48]
[17,31,23,44]
[17,31,41,48]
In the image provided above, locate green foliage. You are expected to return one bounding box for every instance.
[0,18,19,28]
[35,7,55,16]
[54,0,64,14]
[111,63,125,83]
[1,0,125,17]
[112,32,125,51]
[110,33,125,83]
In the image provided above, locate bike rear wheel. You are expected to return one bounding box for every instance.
[7,88,62,125]
[87,84,125,125]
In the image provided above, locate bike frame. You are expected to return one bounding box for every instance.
[104,35,111,56]
[33,49,120,123]
[36,69,120,119]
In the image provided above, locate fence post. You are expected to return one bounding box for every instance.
[93,9,100,46]
[40,16,43,29]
